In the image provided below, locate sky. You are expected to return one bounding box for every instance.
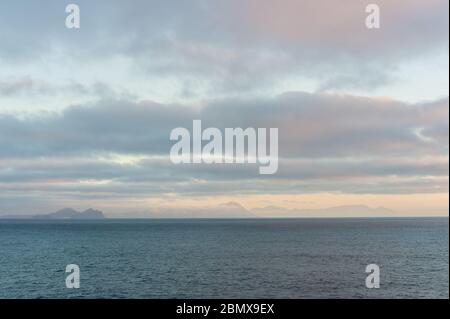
[0,0,448,216]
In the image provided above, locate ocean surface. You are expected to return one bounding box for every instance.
[0,218,448,299]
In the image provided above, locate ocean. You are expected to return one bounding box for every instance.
[0,218,448,298]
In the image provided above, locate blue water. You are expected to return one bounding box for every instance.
[0,218,448,298]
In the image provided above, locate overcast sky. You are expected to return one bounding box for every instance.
[0,0,448,216]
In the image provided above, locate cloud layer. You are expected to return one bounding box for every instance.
[0,0,448,100]
[0,93,447,208]
[0,1,448,215]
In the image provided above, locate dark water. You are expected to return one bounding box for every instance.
[0,218,448,299]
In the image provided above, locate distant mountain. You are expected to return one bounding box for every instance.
[107,202,256,218]
[251,205,394,218]
[0,205,395,219]
[33,208,106,219]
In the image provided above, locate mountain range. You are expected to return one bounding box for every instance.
[105,203,394,218]
[0,204,395,219]
[0,208,105,219]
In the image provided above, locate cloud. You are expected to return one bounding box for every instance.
[0,1,448,214]
[0,77,49,96]
[0,92,447,200]
[0,0,448,94]
[1,92,447,158]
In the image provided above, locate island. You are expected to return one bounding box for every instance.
[32,208,106,219]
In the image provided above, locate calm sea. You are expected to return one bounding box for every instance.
[0,218,448,298]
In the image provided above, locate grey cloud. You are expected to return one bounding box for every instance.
[0,156,447,188]
[1,1,447,92]
[0,76,133,101]
[0,92,448,197]
[0,93,447,159]
[0,77,49,96]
